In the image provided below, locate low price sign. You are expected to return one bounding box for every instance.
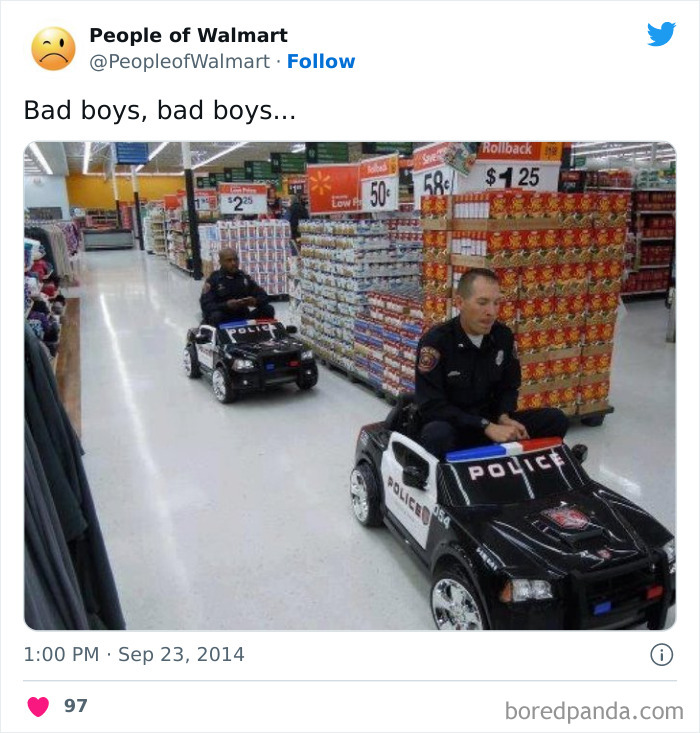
[194,190,218,212]
[218,183,268,215]
[307,163,361,215]
[359,154,399,212]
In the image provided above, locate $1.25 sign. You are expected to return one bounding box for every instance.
[359,154,399,212]
[464,161,561,192]
[219,183,268,215]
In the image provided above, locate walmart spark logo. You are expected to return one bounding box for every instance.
[648,22,675,46]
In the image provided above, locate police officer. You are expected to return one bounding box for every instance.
[416,268,568,458]
[200,248,275,326]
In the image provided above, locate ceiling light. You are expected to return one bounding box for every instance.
[573,143,672,157]
[291,143,305,153]
[193,142,248,169]
[149,141,169,161]
[29,143,53,175]
[82,142,91,175]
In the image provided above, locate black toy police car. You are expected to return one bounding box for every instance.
[351,395,675,630]
[183,318,318,402]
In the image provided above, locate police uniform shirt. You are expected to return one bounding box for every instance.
[415,317,521,430]
[200,269,269,313]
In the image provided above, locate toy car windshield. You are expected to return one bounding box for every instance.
[218,320,287,345]
[444,439,587,507]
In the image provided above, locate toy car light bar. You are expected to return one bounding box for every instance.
[220,319,276,328]
[446,438,563,463]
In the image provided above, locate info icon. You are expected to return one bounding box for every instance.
[32,27,76,70]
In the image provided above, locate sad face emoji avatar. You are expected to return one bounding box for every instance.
[32,27,75,70]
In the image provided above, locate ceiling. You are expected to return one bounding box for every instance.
[24,141,676,177]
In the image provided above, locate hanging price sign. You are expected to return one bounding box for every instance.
[360,154,399,212]
[194,190,218,212]
[218,183,268,215]
[456,142,563,192]
[412,143,456,210]
[462,162,562,191]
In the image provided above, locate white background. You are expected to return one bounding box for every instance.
[2,1,698,731]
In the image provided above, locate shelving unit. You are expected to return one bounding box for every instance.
[144,203,166,256]
[84,208,119,229]
[165,207,192,274]
[623,190,675,298]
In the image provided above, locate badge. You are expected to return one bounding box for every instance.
[496,349,504,366]
[418,346,441,373]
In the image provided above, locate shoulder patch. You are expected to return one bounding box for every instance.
[418,346,441,373]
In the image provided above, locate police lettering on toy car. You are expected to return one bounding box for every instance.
[466,450,566,482]
[224,323,274,343]
[387,476,431,525]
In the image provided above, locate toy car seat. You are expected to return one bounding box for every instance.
[384,392,421,440]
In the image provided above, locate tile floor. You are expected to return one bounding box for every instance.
[77,250,676,630]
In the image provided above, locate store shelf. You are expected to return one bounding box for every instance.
[636,210,675,215]
[640,237,675,241]
[622,289,667,296]
[169,261,193,275]
[589,186,635,191]
[639,264,671,270]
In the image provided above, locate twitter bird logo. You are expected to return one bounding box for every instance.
[648,22,675,46]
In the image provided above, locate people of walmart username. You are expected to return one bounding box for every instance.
[415,268,568,458]
[200,248,275,326]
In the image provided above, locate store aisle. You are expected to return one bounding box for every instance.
[78,251,675,630]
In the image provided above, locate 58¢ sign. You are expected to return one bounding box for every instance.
[219,183,268,215]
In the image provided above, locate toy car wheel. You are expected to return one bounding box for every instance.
[431,569,488,631]
[350,463,382,527]
[183,344,201,379]
[297,373,318,391]
[212,366,236,403]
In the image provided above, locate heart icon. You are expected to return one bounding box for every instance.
[28,697,49,717]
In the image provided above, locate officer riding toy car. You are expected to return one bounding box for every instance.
[183,318,318,403]
[350,394,676,631]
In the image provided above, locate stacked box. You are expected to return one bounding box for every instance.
[361,289,425,396]
[420,190,630,417]
[299,213,423,375]
[198,220,290,295]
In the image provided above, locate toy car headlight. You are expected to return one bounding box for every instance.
[662,540,676,573]
[500,579,553,603]
[233,358,255,371]
[301,350,314,361]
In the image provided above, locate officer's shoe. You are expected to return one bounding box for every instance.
[571,444,588,464]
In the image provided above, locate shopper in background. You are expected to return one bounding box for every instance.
[287,194,308,242]
[200,248,275,326]
[415,268,568,458]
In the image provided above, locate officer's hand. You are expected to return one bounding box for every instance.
[241,296,256,307]
[485,423,521,443]
[498,415,529,440]
[226,298,242,309]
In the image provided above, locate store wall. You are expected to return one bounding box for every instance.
[24,176,70,218]
[65,174,186,209]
